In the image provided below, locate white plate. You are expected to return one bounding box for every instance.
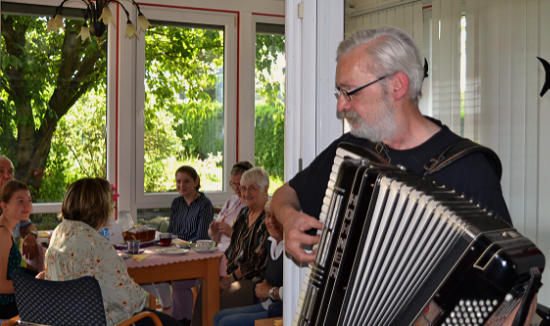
[193,247,218,253]
[156,247,189,255]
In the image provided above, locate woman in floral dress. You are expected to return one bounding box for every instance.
[44,177,180,326]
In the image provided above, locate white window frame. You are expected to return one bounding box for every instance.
[134,6,238,210]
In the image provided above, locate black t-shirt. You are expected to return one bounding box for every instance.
[289,120,512,225]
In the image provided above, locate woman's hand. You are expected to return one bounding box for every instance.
[219,275,234,291]
[217,222,232,237]
[255,280,271,300]
[35,271,45,279]
[209,221,222,242]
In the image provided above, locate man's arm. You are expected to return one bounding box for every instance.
[272,182,323,263]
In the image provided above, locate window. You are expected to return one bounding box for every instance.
[143,22,224,193]
[0,3,107,208]
[135,7,237,209]
[254,23,285,194]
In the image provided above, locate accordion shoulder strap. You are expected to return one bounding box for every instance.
[423,139,502,180]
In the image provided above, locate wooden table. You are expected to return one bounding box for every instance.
[124,247,223,326]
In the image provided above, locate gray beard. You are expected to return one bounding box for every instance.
[336,98,397,142]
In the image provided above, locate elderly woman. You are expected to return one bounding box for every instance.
[0,180,32,319]
[222,167,270,289]
[209,161,253,251]
[44,178,180,326]
[214,198,284,326]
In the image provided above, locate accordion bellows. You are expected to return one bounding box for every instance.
[294,143,545,326]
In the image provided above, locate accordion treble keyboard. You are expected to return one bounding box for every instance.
[293,144,545,326]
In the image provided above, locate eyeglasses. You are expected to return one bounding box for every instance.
[229,181,240,189]
[240,184,259,193]
[334,75,388,102]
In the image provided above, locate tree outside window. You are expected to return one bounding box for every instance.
[0,5,107,205]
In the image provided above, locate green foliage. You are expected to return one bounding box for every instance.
[255,104,284,179]
[144,25,223,106]
[255,33,285,181]
[255,33,285,109]
[173,102,224,159]
[38,86,107,202]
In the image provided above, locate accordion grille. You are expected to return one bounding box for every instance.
[341,176,468,325]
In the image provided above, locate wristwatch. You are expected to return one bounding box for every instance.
[268,287,277,300]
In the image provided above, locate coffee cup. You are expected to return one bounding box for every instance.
[195,239,215,250]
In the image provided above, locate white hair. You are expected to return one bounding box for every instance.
[241,167,269,189]
[337,27,424,104]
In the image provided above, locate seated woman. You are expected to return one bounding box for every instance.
[209,161,252,283]
[209,161,253,252]
[0,180,32,319]
[146,165,214,325]
[0,156,42,272]
[221,167,270,291]
[214,198,283,326]
[44,178,180,326]
[168,165,214,242]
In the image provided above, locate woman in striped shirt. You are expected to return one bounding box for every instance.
[164,165,214,324]
[168,165,214,242]
[146,166,213,324]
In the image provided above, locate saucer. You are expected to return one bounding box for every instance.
[193,247,218,253]
[156,248,189,255]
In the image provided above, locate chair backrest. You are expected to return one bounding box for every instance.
[12,268,107,326]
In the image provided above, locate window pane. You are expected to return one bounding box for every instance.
[255,27,285,194]
[144,22,224,193]
[32,213,61,231]
[137,208,170,231]
[0,8,107,203]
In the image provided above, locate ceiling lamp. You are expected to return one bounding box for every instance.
[46,0,151,40]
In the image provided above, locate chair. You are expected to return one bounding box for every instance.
[2,268,161,326]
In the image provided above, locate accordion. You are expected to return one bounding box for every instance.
[294,143,545,326]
